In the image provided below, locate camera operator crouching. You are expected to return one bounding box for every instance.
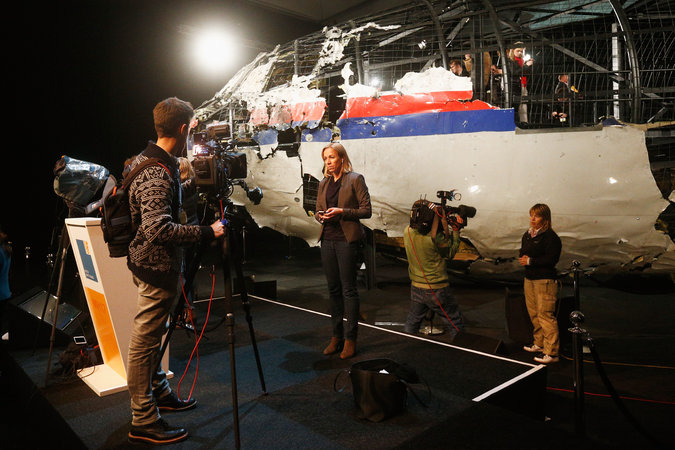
[403,199,465,340]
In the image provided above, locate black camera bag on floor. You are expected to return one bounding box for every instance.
[335,358,429,422]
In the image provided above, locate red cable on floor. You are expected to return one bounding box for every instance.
[176,269,216,401]
[546,386,675,405]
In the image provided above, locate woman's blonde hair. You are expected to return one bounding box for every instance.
[178,157,195,182]
[321,142,353,177]
[529,203,552,230]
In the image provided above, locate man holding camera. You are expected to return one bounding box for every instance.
[403,200,464,340]
[126,97,224,445]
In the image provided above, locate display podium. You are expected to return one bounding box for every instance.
[65,218,171,396]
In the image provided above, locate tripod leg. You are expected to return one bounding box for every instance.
[34,224,68,354]
[230,228,267,394]
[221,235,241,449]
[45,234,71,385]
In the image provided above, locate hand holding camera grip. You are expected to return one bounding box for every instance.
[210,219,226,238]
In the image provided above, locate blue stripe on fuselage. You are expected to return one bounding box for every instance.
[302,127,333,142]
[337,108,516,139]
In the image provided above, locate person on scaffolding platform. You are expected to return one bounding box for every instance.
[403,200,465,340]
[491,41,533,123]
[126,97,224,445]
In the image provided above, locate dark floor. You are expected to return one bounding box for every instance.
[204,233,675,448]
[2,229,674,448]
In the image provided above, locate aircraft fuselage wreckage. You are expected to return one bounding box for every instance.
[190,1,675,275]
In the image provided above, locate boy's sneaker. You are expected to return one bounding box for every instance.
[523,343,543,353]
[534,353,559,364]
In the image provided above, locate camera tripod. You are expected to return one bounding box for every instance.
[39,221,72,385]
[39,206,89,386]
[155,209,266,450]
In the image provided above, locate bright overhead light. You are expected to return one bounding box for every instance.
[608,177,618,184]
[192,27,238,74]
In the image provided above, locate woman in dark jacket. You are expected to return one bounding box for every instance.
[519,203,562,364]
[315,142,371,359]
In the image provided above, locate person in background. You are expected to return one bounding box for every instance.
[177,156,200,325]
[126,97,225,445]
[450,59,469,77]
[403,200,464,339]
[519,203,562,364]
[315,142,371,360]
[0,227,12,338]
[178,157,199,226]
[177,156,200,328]
[491,41,533,123]
[464,52,493,99]
[552,74,581,125]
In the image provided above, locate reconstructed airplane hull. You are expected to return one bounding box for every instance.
[231,104,673,274]
[192,2,675,275]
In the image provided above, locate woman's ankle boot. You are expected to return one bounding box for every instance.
[340,339,356,359]
[323,337,343,355]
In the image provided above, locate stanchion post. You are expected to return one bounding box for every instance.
[569,310,586,436]
[572,260,581,310]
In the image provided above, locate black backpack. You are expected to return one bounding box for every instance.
[100,158,166,257]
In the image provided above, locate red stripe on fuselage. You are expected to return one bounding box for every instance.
[249,100,327,127]
[290,100,327,123]
[340,91,494,120]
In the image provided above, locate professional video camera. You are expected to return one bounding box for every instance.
[53,155,116,217]
[190,128,263,206]
[435,190,476,229]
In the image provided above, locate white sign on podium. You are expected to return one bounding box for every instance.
[65,218,171,396]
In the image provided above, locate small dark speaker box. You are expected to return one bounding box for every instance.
[7,287,83,349]
[453,332,506,355]
[233,277,277,299]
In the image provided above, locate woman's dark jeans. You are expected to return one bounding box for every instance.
[320,239,361,341]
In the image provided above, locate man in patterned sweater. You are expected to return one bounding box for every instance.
[126,97,224,445]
